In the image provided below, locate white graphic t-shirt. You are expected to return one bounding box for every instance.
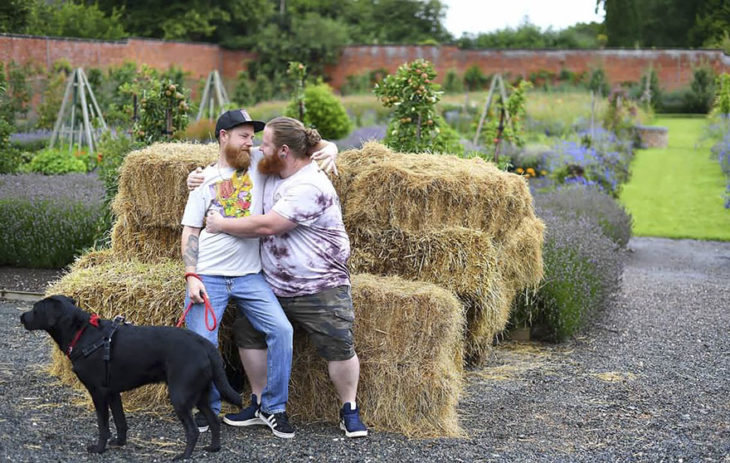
[181,149,265,276]
[261,161,351,297]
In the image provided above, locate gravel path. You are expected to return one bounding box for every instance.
[1,237,729,462]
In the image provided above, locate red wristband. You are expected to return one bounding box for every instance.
[184,272,202,282]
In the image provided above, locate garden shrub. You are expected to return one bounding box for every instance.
[442,69,464,93]
[510,206,624,341]
[28,146,88,174]
[285,83,352,140]
[588,68,610,97]
[0,173,105,268]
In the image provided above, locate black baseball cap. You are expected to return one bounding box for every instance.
[215,109,265,138]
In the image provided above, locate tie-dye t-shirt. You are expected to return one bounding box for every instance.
[261,161,351,297]
[181,149,265,276]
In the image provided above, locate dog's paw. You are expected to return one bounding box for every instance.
[86,443,107,454]
[173,452,193,461]
[108,437,126,447]
[204,444,221,453]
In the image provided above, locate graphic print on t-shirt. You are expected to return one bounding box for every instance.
[210,170,253,217]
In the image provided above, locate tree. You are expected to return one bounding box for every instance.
[23,0,126,40]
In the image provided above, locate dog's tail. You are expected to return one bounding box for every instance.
[207,346,243,407]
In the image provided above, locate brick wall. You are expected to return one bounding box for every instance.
[2,34,729,94]
[0,34,254,84]
[327,45,730,91]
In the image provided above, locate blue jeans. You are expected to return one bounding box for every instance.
[184,272,292,414]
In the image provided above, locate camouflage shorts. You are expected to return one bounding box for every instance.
[234,285,355,361]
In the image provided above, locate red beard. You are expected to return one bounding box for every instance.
[224,142,251,171]
[257,151,286,176]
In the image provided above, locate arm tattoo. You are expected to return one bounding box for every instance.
[183,234,199,267]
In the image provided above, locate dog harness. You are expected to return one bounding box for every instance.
[68,315,126,387]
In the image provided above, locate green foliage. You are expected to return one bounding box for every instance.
[35,61,71,130]
[442,69,464,93]
[588,68,610,97]
[287,62,307,122]
[340,69,387,96]
[6,61,34,121]
[477,80,532,150]
[456,19,603,49]
[119,66,190,144]
[28,147,88,174]
[686,66,716,114]
[599,0,728,48]
[375,59,462,154]
[463,65,488,91]
[233,71,254,107]
[252,13,350,80]
[712,73,730,116]
[285,83,352,140]
[639,68,662,111]
[0,80,19,174]
[22,0,126,40]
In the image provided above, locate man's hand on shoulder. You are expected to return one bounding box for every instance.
[187,167,204,191]
[311,141,339,176]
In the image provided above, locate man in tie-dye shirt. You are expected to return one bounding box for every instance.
[205,116,368,438]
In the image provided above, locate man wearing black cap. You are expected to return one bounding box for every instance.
[180,109,336,438]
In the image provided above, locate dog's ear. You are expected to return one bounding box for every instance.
[44,295,82,327]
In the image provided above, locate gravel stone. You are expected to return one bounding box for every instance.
[1,236,728,462]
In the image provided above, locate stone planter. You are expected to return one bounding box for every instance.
[634,125,668,149]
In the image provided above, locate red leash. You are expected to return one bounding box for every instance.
[178,273,217,331]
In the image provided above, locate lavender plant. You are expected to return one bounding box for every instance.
[510,207,624,341]
[0,173,104,268]
[535,184,633,247]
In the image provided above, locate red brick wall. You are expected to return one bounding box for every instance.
[2,34,728,94]
[0,34,254,84]
[327,46,730,91]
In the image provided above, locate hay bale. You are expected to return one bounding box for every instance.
[46,257,465,437]
[286,273,465,437]
[497,215,545,291]
[334,143,533,240]
[348,227,507,361]
[113,142,217,228]
[111,218,181,262]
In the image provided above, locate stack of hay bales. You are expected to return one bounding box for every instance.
[47,142,467,437]
[334,142,545,363]
[111,143,217,261]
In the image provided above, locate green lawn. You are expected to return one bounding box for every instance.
[620,116,730,241]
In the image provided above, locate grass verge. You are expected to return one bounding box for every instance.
[620,117,730,241]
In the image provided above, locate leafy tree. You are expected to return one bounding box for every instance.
[374,59,462,154]
[23,0,126,40]
[0,0,33,33]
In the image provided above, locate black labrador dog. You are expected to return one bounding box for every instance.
[20,295,242,460]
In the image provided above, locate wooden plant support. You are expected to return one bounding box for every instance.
[196,70,229,121]
[49,68,107,156]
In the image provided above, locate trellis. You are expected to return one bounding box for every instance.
[49,68,107,155]
[196,70,229,120]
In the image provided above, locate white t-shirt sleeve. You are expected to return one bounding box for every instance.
[181,188,206,228]
[272,182,331,227]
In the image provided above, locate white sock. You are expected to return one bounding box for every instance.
[346,401,357,410]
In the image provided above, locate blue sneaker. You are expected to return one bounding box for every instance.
[339,403,368,438]
[223,394,265,427]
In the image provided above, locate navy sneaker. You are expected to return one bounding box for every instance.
[256,409,295,438]
[339,403,368,438]
[223,394,265,427]
[194,411,209,433]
